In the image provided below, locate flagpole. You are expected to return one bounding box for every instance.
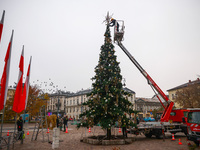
[13,113,18,134]
[12,113,17,147]
[21,110,26,144]
[0,105,6,138]
[0,30,14,138]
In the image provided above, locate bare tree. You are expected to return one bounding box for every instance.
[174,80,200,108]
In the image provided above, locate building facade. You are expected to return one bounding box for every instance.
[47,91,72,117]
[135,97,165,119]
[0,86,15,118]
[47,87,136,120]
[167,78,200,108]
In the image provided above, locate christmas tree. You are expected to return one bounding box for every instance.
[78,16,136,140]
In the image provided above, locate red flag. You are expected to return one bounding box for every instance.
[0,10,5,43]
[12,47,24,113]
[19,56,31,112]
[0,30,14,110]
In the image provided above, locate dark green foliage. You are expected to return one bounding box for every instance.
[77,24,136,136]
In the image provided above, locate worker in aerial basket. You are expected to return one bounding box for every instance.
[110,18,119,32]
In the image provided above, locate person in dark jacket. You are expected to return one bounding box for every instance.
[56,116,60,128]
[63,116,68,132]
[17,116,23,140]
[110,18,119,32]
[17,117,23,131]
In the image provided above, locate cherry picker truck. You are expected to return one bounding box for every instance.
[112,20,189,138]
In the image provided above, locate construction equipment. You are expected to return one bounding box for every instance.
[186,108,200,146]
[112,20,190,138]
[31,105,49,142]
[113,20,173,122]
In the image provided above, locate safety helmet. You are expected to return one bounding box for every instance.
[111,18,114,21]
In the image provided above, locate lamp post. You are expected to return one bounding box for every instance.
[57,96,60,116]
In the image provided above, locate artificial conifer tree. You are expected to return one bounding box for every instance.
[78,16,136,140]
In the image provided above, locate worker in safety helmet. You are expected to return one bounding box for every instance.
[110,18,119,32]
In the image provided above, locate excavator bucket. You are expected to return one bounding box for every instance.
[160,102,174,122]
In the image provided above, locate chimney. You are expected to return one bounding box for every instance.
[189,80,191,83]
[197,78,199,81]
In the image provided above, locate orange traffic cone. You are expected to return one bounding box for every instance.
[187,139,191,146]
[89,127,91,133]
[47,128,49,133]
[65,128,68,133]
[7,130,9,136]
[171,133,175,141]
[178,139,182,145]
[27,131,29,135]
[119,128,121,133]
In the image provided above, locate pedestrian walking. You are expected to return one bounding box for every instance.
[59,117,63,131]
[56,116,60,128]
[63,116,68,132]
[17,116,24,139]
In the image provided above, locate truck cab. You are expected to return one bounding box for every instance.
[187,108,200,146]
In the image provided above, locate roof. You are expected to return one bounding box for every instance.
[123,87,135,94]
[49,87,135,98]
[152,94,168,103]
[49,90,73,97]
[68,89,92,97]
[167,78,200,91]
[136,97,164,103]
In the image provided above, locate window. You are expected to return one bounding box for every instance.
[73,107,75,112]
[77,99,79,105]
[172,94,176,100]
[77,107,79,112]
[188,112,200,123]
[183,111,188,118]
[73,100,75,105]
[170,112,176,116]
[70,100,72,105]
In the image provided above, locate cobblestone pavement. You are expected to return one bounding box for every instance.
[1,123,198,150]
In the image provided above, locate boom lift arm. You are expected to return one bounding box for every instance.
[113,20,174,122]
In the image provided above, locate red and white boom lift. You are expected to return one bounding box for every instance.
[112,20,190,138]
[113,20,174,122]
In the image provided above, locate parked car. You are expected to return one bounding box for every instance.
[143,117,155,122]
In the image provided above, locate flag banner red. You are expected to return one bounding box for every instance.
[0,30,13,110]
[19,56,31,112]
[12,47,24,113]
[0,10,5,43]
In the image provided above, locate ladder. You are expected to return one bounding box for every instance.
[31,105,49,142]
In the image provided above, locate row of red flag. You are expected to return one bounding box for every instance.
[0,10,32,113]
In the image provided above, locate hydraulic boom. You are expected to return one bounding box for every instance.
[113,20,174,122]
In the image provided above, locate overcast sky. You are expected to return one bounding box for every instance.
[0,0,199,97]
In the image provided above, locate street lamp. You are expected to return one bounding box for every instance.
[56,96,60,116]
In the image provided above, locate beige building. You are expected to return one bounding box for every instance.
[47,91,72,116]
[135,97,166,119]
[47,87,136,120]
[167,78,200,108]
[0,86,15,118]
